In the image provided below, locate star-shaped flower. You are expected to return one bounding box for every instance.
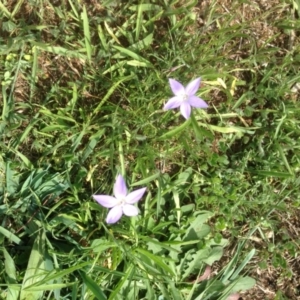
[93,175,146,224]
[164,78,208,119]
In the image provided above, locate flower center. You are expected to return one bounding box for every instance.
[117,198,126,206]
[181,93,188,102]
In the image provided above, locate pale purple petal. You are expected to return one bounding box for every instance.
[114,175,127,199]
[185,78,201,96]
[180,102,191,119]
[164,96,182,110]
[106,206,123,224]
[123,204,139,216]
[93,195,119,208]
[188,95,208,108]
[125,187,146,204]
[169,79,185,96]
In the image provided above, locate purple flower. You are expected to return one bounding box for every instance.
[164,78,208,119]
[93,175,146,224]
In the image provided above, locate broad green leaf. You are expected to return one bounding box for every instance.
[203,247,223,266]
[194,211,214,224]
[5,161,17,195]
[130,33,153,51]
[146,239,164,254]
[80,272,107,300]
[181,248,210,280]
[0,226,22,244]
[223,276,256,295]
[20,231,50,300]
[141,236,180,254]
[183,225,211,242]
[181,204,195,213]
[183,212,213,241]
[3,247,19,300]
[90,238,116,253]
[174,167,193,185]
[3,247,17,280]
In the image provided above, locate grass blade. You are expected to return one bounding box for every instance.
[93,74,135,114]
[112,45,152,67]
[135,3,143,41]
[81,5,92,63]
[0,1,12,19]
[230,249,256,280]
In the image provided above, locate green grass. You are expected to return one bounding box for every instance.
[0,0,300,299]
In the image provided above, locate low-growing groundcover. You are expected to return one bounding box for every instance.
[0,0,300,299]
